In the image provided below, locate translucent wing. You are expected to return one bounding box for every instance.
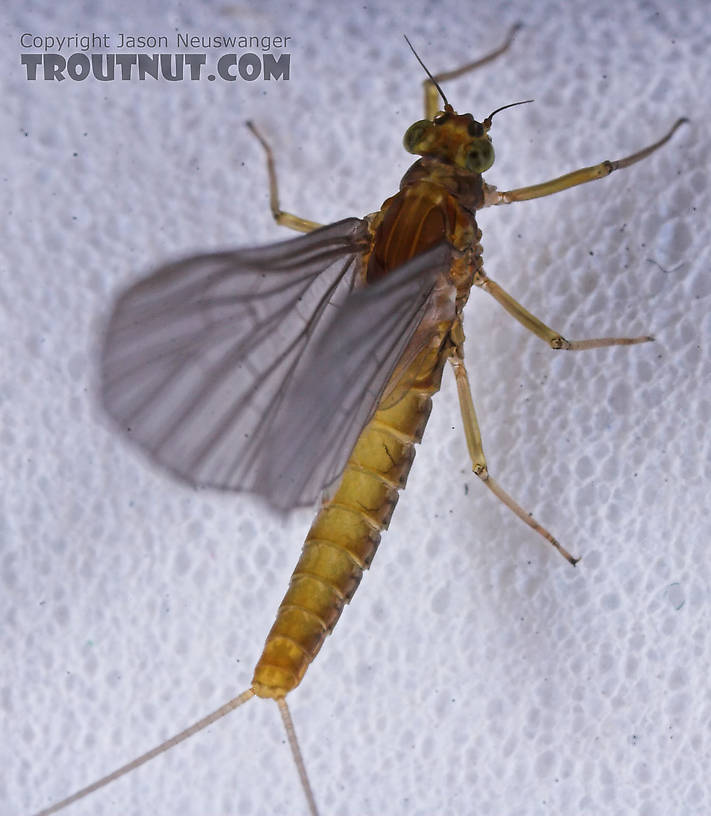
[254,241,455,508]
[101,217,452,509]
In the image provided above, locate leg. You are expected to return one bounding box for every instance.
[448,323,578,565]
[423,23,522,120]
[246,121,322,233]
[474,269,653,351]
[484,118,687,205]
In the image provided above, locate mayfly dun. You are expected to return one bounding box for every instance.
[33,26,687,816]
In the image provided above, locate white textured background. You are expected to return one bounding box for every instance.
[3,1,710,815]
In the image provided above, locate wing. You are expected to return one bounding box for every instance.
[253,241,455,509]
[100,217,453,510]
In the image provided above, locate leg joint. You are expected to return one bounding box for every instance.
[550,335,572,350]
[473,463,489,480]
[473,270,489,288]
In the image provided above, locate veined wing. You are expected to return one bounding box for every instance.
[254,241,456,509]
[100,217,454,510]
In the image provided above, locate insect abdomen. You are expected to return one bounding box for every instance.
[251,356,447,699]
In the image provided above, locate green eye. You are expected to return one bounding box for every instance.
[403,120,432,153]
[465,140,495,172]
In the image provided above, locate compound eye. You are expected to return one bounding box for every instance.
[465,140,494,172]
[403,119,433,153]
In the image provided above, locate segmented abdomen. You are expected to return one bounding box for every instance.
[251,345,448,699]
[252,178,474,699]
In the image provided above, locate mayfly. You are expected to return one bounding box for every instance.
[34,26,687,816]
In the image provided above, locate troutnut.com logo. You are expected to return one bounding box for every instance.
[19,32,292,81]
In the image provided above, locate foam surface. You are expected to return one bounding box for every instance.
[3,1,709,814]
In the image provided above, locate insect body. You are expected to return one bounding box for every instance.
[252,112,496,700]
[34,29,686,816]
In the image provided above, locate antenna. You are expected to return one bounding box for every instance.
[482,99,534,129]
[403,35,450,110]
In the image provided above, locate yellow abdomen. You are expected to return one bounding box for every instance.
[251,341,448,699]
[252,178,474,699]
